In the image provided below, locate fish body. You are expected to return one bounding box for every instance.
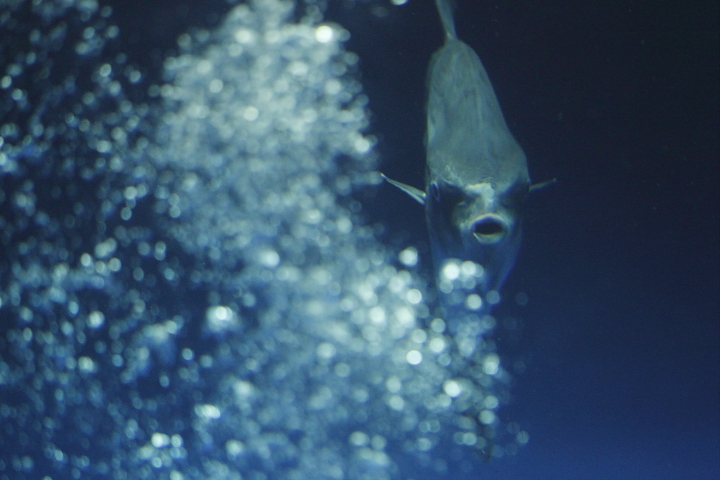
[386,0,532,307]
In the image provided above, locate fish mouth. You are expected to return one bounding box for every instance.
[472,215,507,244]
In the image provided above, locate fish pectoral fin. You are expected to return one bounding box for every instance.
[529,177,558,193]
[381,173,426,205]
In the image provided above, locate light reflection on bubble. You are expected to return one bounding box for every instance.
[398,246,418,267]
[315,25,334,43]
[406,350,423,365]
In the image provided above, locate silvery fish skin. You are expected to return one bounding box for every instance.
[385,0,530,304]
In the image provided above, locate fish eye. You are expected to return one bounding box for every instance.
[473,218,505,237]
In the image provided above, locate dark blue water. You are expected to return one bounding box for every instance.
[1,1,717,479]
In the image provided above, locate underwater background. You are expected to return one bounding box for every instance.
[0,1,718,479]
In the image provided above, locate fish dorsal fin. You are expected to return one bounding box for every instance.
[529,177,558,193]
[381,173,426,205]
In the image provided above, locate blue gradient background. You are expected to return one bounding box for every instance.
[20,1,716,478]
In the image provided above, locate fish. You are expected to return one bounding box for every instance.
[384,0,552,312]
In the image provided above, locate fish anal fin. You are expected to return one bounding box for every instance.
[381,173,426,205]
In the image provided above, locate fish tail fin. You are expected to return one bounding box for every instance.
[435,0,457,41]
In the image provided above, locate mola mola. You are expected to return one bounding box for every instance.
[385,0,552,313]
